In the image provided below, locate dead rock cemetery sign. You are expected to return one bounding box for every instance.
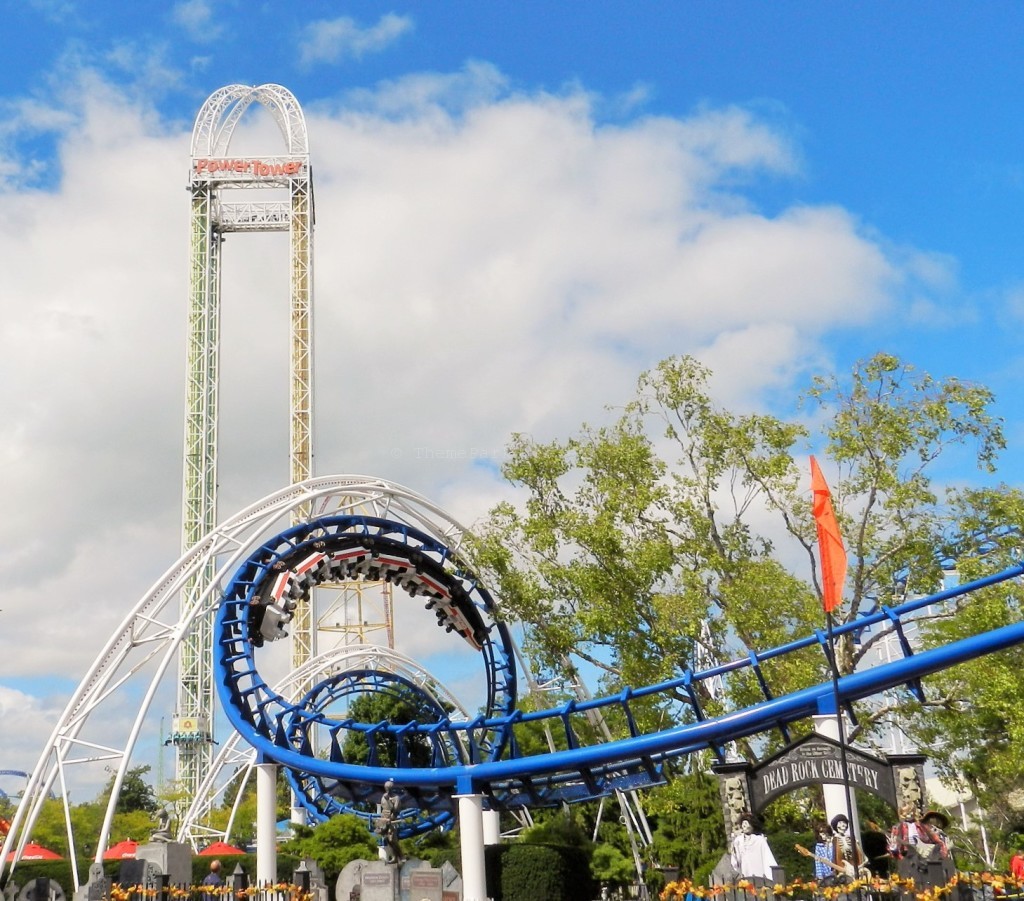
[714,734,927,836]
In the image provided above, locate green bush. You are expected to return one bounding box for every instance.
[488,842,596,901]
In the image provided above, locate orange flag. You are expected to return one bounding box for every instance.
[810,456,847,614]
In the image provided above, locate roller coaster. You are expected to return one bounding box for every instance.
[3,474,1023,892]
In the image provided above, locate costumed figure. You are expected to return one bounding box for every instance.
[731,812,778,887]
[888,803,953,889]
[1010,847,1024,879]
[888,802,931,859]
[795,821,839,891]
[374,779,404,865]
[830,814,870,881]
[919,811,953,861]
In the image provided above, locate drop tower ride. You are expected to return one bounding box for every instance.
[175,84,314,800]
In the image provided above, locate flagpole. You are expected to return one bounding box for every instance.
[825,609,862,895]
[811,456,862,893]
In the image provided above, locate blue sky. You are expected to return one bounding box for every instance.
[8,3,1024,286]
[3,1,1024,795]
[6,4,1024,405]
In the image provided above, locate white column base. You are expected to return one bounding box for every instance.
[256,762,278,885]
[457,793,487,901]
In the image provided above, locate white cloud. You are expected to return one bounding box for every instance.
[298,13,413,68]
[27,0,74,23]
[0,686,68,778]
[0,68,918,796]
[172,0,223,43]
[337,60,508,118]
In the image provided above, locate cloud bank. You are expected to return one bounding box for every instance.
[0,65,912,784]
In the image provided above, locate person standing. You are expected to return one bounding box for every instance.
[730,813,778,887]
[201,860,223,900]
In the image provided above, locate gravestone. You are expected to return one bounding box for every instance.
[358,861,394,901]
[439,861,462,901]
[117,860,148,887]
[337,858,459,901]
[17,878,65,901]
[338,859,391,901]
[403,864,442,901]
[299,858,329,901]
[137,842,191,886]
[72,863,109,901]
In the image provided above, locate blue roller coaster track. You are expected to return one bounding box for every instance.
[0,772,31,805]
[215,514,1024,839]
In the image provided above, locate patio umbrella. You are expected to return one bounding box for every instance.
[103,839,138,860]
[7,842,62,862]
[198,841,244,856]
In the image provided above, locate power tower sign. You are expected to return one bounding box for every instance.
[192,157,305,181]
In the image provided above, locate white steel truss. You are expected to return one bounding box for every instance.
[0,477,473,890]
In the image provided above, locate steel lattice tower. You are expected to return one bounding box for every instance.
[177,84,314,800]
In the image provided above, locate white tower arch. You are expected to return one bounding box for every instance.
[179,83,314,804]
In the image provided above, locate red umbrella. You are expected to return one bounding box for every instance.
[103,840,138,860]
[198,841,244,856]
[6,842,62,862]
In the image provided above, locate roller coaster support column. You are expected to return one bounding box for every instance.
[257,762,278,884]
[456,791,487,901]
[813,714,858,828]
[483,809,501,845]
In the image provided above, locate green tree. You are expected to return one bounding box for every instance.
[27,798,73,856]
[101,766,159,815]
[410,824,461,870]
[591,843,635,889]
[283,814,379,878]
[520,810,593,849]
[646,768,725,879]
[898,485,1024,829]
[342,684,451,768]
[474,352,1006,756]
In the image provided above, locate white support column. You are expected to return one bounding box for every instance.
[457,793,487,901]
[256,762,278,885]
[813,715,858,829]
[482,809,501,845]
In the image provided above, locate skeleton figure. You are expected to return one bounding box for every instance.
[730,813,777,882]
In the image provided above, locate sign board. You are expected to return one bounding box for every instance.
[191,158,306,185]
[750,734,895,810]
